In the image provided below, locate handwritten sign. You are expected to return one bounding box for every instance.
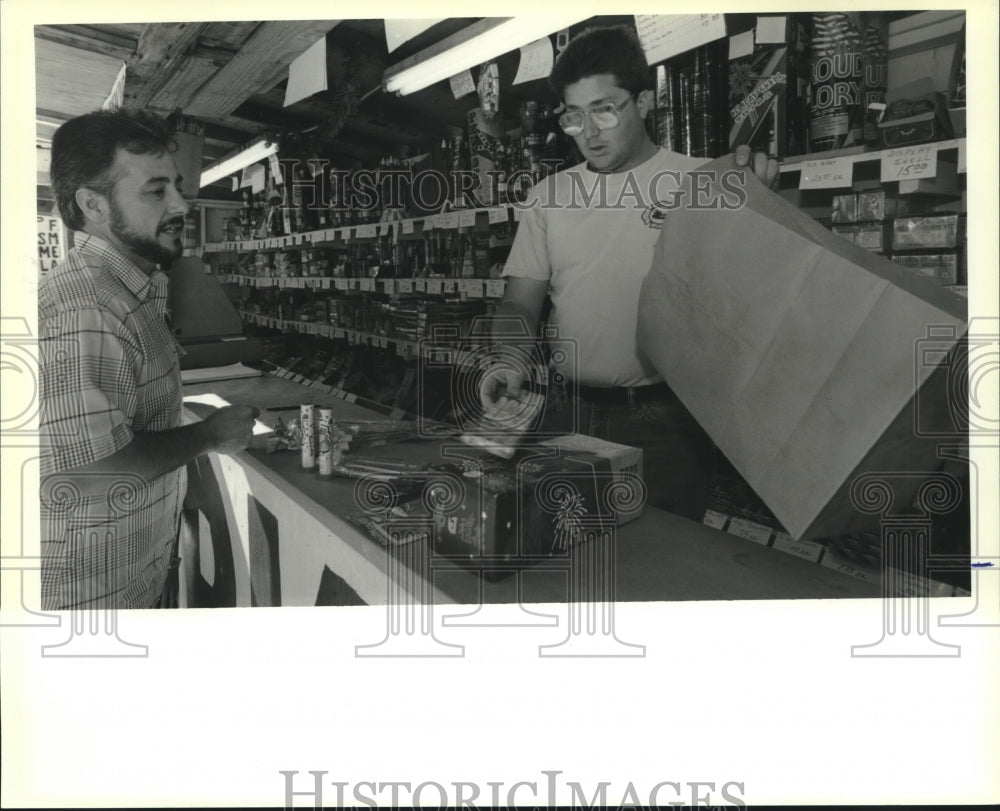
[633,14,726,65]
[772,533,824,563]
[728,31,755,60]
[426,279,442,295]
[726,518,773,545]
[397,279,414,294]
[458,208,477,228]
[487,207,508,224]
[512,37,554,85]
[37,215,64,274]
[464,280,484,298]
[702,510,728,530]
[439,212,459,229]
[798,157,853,189]
[356,224,378,238]
[881,144,938,183]
[485,279,505,298]
[414,279,426,293]
[359,278,375,292]
[402,219,415,234]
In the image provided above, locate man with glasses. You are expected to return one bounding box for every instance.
[483,25,777,521]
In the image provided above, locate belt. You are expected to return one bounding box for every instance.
[575,381,673,405]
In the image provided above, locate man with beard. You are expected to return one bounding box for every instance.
[39,109,259,609]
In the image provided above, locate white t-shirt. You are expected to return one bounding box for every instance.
[502,148,707,387]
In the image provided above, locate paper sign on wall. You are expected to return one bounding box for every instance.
[102,62,127,110]
[633,14,727,65]
[384,19,443,53]
[37,215,65,274]
[755,16,787,44]
[728,30,755,60]
[513,37,554,85]
[449,70,476,100]
[284,36,328,107]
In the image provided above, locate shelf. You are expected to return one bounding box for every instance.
[221,274,505,298]
[778,138,966,193]
[202,204,516,254]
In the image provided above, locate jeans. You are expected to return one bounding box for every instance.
[541,379,714,522]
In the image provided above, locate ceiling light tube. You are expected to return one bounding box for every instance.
[199,137,278,188]
[384,15,589,96]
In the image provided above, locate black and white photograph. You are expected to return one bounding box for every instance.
[2,0,998,807]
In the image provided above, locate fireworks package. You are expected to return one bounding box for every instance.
[637,155,967,541]
[428,450,623,579]
[727,14,810,159]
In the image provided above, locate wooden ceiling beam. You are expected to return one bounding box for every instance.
[34,24,136,62]
[124,22,209,109]
[183,20,341,119]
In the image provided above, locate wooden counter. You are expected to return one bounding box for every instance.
[180,373,879,608]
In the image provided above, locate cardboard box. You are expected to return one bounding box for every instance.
[892,215,959,249]
[428,449,621,575]
[637,156,967,540]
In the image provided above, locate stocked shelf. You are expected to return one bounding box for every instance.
[202,204,521,255]
[220,275,505,298]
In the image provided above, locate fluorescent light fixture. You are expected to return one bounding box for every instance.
[200,138,278,189]
[384,15,589,96]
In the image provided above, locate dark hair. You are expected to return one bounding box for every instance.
[549,25,653,100]
[50,109,176,230]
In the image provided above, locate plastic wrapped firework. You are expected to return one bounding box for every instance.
[809,12,865,152]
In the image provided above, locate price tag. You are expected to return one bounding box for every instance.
[702,510,728,530]
[440,212,459,229]
[485,279,505,298]
[881,144,938,182]
[458,209,477,228]
[357,224,377,238]
[414,279,427,293]
[426,279,442,295]
[402,219,415,234]
[798,157,853,189]
[397,279,413,294]
[465,280,484,298]
[442,280,456,294]
[359,278,374,292]
[334,278,348,291]
[726,517,773,545]
[772,533,823,563]
[488,207,508,224]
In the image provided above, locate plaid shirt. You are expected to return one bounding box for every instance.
[39,233,187,609]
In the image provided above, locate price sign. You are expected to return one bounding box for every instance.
[512,207,524,222]
[798,157,853,189]
[414,279,426,293]
[398,279,413,294]
[377,336,389,348]
[380,280,394,295]
[702,509,728,530]
[440,212,459,229]
[465,280,484,298]
[458,209,477,228]
[426,279,442,295]
[378,223,390,236]
[726,517,773,545]
[772,533,823,563]
[319,278,331,289]
[358,224,378,238]
[334,328,345,339]
[442,280,456,294]
[485,279,505,298]
[340,228,352,241]
[348,279,360,290]
[402,219,415,234]
[334,278,348,291]
[346,330,358,344]
[359,278,374,292]
[881,144,937,182]
[488,207,508,224]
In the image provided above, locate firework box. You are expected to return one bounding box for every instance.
[636,155,968,540]
[727,14,810,159]
[428,450,618,577]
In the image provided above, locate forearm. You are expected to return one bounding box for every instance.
[51,422,213,495]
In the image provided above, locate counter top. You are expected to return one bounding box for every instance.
[182,373,880,605]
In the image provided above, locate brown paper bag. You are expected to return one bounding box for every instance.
[637,155,967,539]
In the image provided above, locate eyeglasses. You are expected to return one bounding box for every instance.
[558,94,637,136]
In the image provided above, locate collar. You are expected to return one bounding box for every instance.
[73,232,169,307]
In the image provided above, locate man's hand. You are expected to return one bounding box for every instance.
[201,404,261,454]
[734,144,780,188]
